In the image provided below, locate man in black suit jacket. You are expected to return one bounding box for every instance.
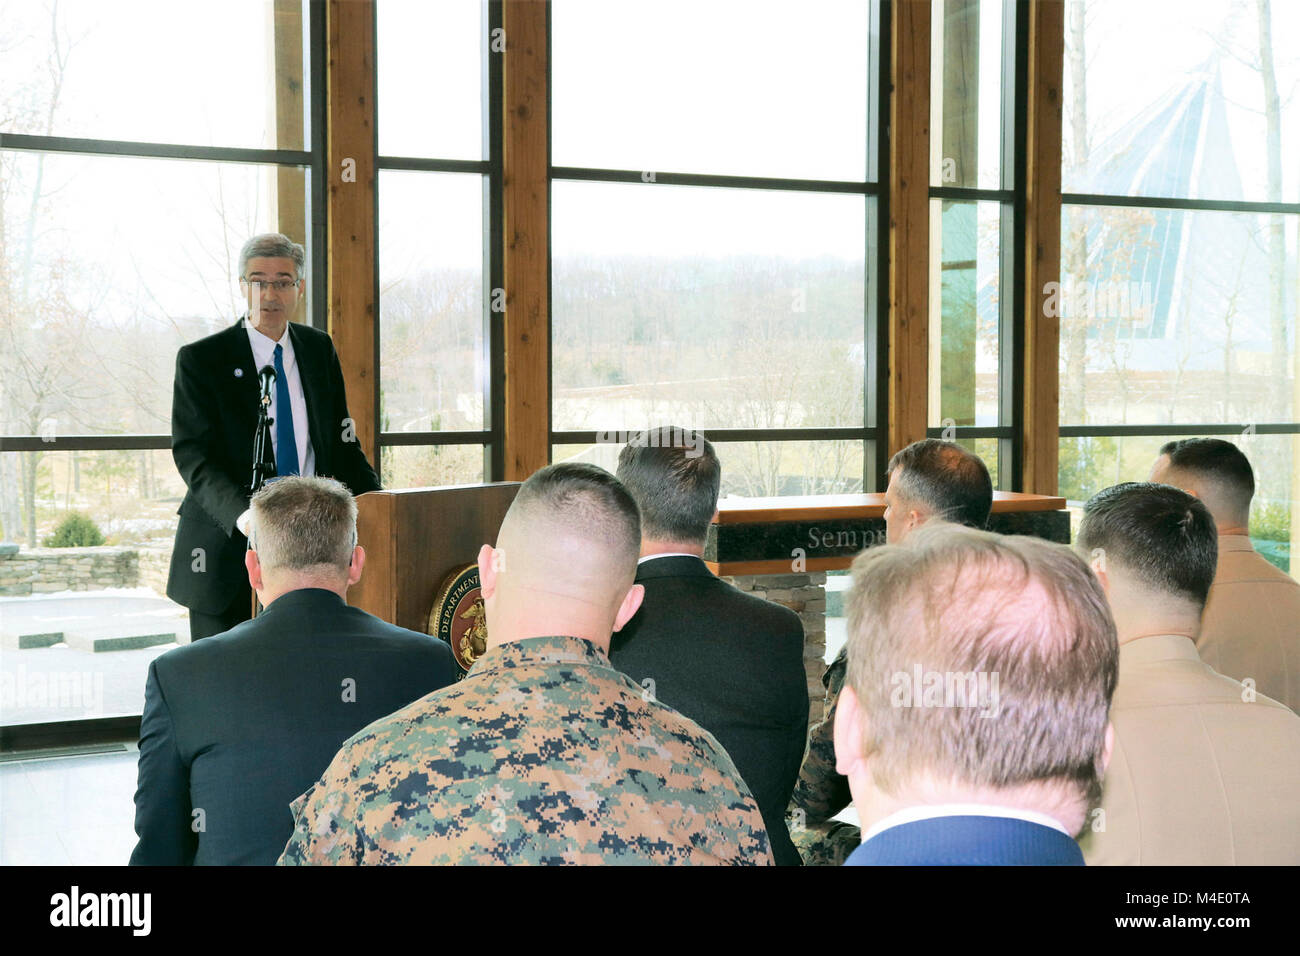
[609,426,808,866]
[168,233,380,639]
[132,476,458,865]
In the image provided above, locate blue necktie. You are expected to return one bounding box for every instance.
[273,344,300,477]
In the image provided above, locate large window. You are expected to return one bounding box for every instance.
[927,0,1016,489]
[549,0,881,495]
[376,0,500,487]
[0,0,319,728]
[1059,0,1300,576]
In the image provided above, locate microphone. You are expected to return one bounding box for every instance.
[258,365,276,406]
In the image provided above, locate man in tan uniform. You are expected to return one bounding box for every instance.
[279,462,773,865]
[1077,481,1300,865]
[1150,438,1300,712]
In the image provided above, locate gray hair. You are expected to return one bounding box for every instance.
[844,521,1118,815]
[249,476,357,574]
[238,233,306,280]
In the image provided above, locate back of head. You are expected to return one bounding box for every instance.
[497,462,642,611]
[844,522,1117,809]
[1156,438,1254,529]
[886,439,993,528]
[250,476,356,579]
[1077,481,1218,611]
[615,426,719,545]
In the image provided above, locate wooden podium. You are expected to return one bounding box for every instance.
[348,482,521,633]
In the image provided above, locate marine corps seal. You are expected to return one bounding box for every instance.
[430,563,488,675]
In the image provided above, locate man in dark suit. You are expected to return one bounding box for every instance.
[167,232,380,639]
[835,523,1118,865]
[609,426,808,866]
[131,476,459,865]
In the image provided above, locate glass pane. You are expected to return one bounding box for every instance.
[553,439,866,498]
[1058,432,1299,581]
[379,443,485,489]
[0,151,308,437]
[0,0,307,150]
[716,439,865,497]
[0,449,191,726]
[1059,204,1297,427]
[928,199,1002,428]
[552,181,867,431]
[930,0,1005,189]
[1063,0,1300,203]
[378,0,483,160]
[553,0,870,181]
[379,170,485,432]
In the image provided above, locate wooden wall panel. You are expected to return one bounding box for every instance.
[502,0,550,481]
[272,0,306,249]
[325,0,378,468]
[889,0,932,458]
[1022,0,1064,494]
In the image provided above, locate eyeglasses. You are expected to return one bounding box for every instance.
[242,278,299,292]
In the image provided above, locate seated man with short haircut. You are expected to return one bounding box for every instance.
[835,522,1118,865]
[1077,482,1300,865]
[790,438,993,866]
[131,477,458,865]
[1150,438,1300,712]
[279,463,773,865]
[610,426,808,866]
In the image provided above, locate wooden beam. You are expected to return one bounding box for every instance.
[1022,0,1064,494]
[888,0,931,458]
[272,0,306,250]
[325,0,378,469]
[501,0,550,481]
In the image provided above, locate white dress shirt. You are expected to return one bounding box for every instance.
[245,320,315,477]
[636,552,701,565]
[860,803,1072,845]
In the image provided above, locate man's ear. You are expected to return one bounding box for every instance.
[1099,721,1115,778]
[347,545,365,587]
[477,543,498,598]
[834,684,866,778]
[245,549,263,592]
[613,583,645,633]
[1089,552,1111,594]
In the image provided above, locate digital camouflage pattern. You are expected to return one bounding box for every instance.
[787,645,861,866]
[278,635,773,865]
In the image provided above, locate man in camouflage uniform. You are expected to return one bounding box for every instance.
[788,644,860,866]
[787,439,993,865]
[279,462,772,865]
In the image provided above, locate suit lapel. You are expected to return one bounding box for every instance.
[287,322,328,472]
[227,318,261,429]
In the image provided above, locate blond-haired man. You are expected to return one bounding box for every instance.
[835,522,1117,865]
